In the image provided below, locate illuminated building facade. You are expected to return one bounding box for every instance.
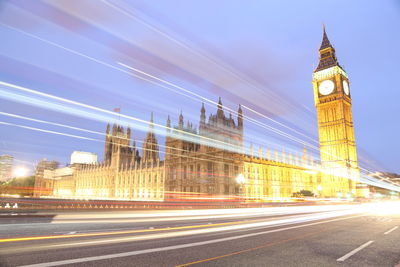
[0,154,13,181]
[52,115,166,201]
[164,100,243,195]
[33,159,59,197]
[49,98,321,201]
[70,151,98,165]
[41,29,361,201]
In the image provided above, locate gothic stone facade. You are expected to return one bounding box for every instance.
[50,98,345,201]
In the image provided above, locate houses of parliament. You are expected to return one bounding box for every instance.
[35,29,367,201]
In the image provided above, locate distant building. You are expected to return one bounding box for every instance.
[368,172,400,197]
[44,167,75,197]
[70,151,97,165]
[33,159,59,197]
[0,155,13,181]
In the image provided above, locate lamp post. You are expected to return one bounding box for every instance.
[236,173,245,202]
[317,184,322,197]
[13,166,29,178]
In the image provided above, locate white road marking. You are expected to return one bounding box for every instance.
[18,215,363,267]
[79,227,145,233]
[384,226,398,235]
[54,231,77,235]
[337,240,374,262]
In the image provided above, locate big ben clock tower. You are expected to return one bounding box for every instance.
[312,27,359,197]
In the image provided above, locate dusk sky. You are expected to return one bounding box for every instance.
[0,0,399,174]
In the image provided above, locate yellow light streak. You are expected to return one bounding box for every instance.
[0,219,255,243]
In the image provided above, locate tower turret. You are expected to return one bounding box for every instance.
[126,127,131,141]
[166,115,171,133]
[315,26,341,72]
[199,103,206,135]
[142,113,160,162]
[217,97,224,120]
[200,103,206,124]
[301,145,308,165]
[179,111,184,129]
[104,124,112,164]
[237,104,243,130]
[112,124,117,135]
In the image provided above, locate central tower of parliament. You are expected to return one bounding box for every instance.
[45,29,365,201]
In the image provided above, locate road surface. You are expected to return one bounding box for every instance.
[0,203,399,267]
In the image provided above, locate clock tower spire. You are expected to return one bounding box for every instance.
[315,26,341,72]
[312,27,360,197]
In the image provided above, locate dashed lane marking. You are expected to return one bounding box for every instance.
[384,226,398,235]
[337,240,374,262]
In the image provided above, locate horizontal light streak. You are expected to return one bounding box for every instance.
[1,106,398,192]
[0,22,319,158]
[0,22,376,178]
[1,109,398,193]
[0,205,366,244]
[118,62,320,153]
[0,112,246,168]
[0,121,98,142]
[3,210,367,256]
[0,80,243,153]
[0,22,396,191]
[0,219,248,243]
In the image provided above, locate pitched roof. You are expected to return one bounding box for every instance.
[319,26,333,50]
[315,27,341,72]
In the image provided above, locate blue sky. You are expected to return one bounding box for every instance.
[0,0,399,174]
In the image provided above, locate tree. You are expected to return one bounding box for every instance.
[0,176,35,196]
[292,190,315,198]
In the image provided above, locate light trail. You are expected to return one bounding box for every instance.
[241,104,318,144]
[0,111,252,169]
[118,62,319,152]
[0,84,400,191]
[3,210,368,257]
[0,77,321,169]
[1,81,399,192]
[0,80,244,153]
[0,219,251,243]
[0,205,372,245]
[0,21,380,176]
[102,1,319,145]
[0,22,319,157]
[0,205,364,243]
[0,22,396,191]
[102,1,323,153]
[101,0,313,120]
[0,111,103,136]
[0,121,98,142]
[45,0,308,122]
[0,112,274,177]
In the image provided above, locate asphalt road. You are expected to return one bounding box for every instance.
[0,203,399,267]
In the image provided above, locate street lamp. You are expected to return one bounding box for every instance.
[317,184,322,197]
[236,174,245,201]
[13,167,29,178]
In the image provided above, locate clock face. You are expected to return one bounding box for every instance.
[319,80,335,95]
[343,80,350,95]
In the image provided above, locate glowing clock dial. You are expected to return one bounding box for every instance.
[343,80,350,95]
[318,80,335,95]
